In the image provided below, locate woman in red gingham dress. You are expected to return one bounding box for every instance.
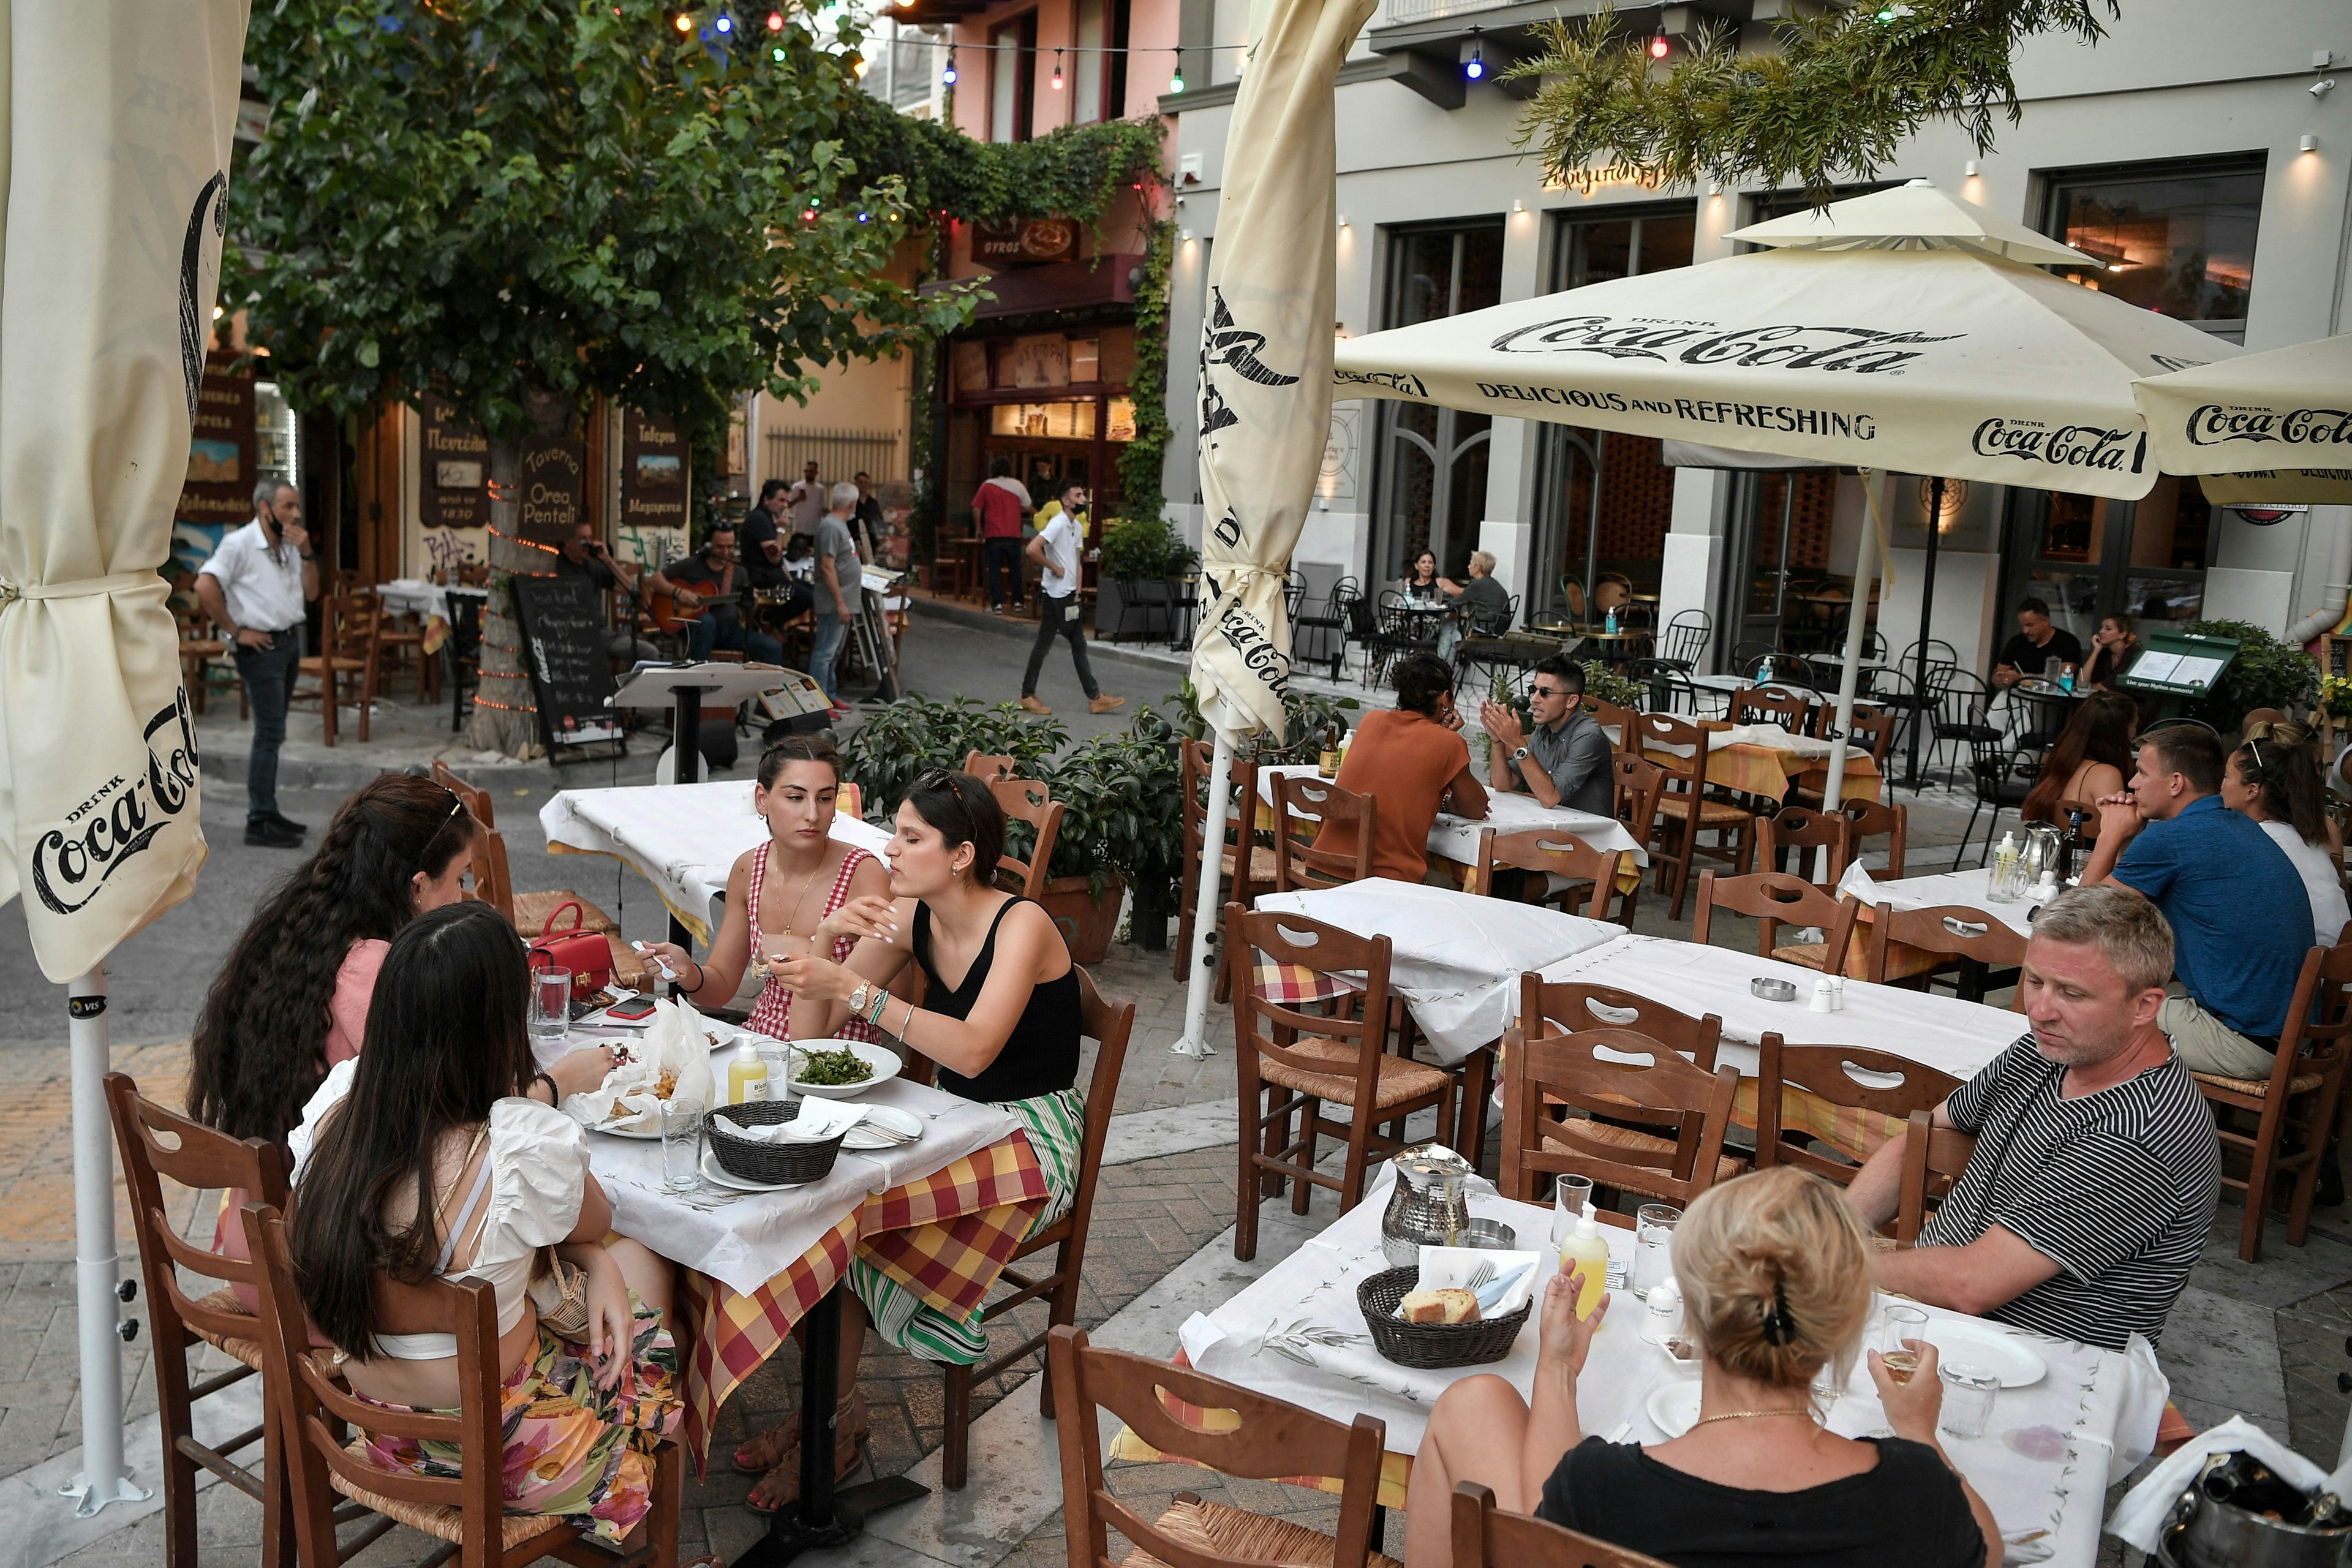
[743,832,878,1041]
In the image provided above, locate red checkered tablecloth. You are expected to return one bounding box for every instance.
[676,1133,1049,1469]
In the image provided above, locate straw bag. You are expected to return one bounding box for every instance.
[530,1253,594,1342]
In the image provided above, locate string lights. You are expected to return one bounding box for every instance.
[1050,48,1064,90]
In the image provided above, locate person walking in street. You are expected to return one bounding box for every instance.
[973,458,1030,614]
[1020,482,1122,717]
[811,483,864,715]
[197,478,319,848]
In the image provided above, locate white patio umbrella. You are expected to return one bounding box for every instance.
[0,3,249,1513]
[2132,331,2352,505]
[1333,179,2241,809]
[1170,0,1374,1058]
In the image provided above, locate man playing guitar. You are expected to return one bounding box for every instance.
[658,522,783,664]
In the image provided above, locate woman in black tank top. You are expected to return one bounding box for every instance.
[752,769,1088,1515]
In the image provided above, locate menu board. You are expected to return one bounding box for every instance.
[620,410,687,531]
[518,434,587,543]
[420,394,490,529]
[508,573,622,753]
[177,351,257,528]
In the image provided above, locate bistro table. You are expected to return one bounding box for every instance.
[1255,764,1646,872]
[1621,718,1885,804]
[1833,864,2040,987]
[1121,1167,2164,1566]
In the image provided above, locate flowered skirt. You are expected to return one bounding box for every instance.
[355,1298,683,1544]
[848,1087,1084,1366]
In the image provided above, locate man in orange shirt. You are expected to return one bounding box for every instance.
[1320,652,1489,882]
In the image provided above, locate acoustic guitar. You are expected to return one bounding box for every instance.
[644,586,709,633]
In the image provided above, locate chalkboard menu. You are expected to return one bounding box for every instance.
[508,573,624,755]
[420,394,490,529]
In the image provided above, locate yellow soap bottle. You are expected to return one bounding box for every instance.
[727,1041,769,1106]
[1557,1212,1611,1321]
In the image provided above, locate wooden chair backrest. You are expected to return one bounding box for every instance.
[469,826,516,921]
[1731,687,1811,733]
[1050,968,1136,1257]
[1839,798,1905,879]
[1755,807,1852,886]
[1752,1036,1961,1185]
[1049,1325,1387,1568]
[1583,697,1638,753]
[245,1203,519,1568]
[1503,1024,1740,1206]
[1181,737,1260,861]
[1471,828,1616,914]
[1869,904,2027,981]
[1451,1482,1673,1568]
[986,773,1065,901]
[1692,871,1860,968]
[1271,774,1375,892]
[1227,904,1393,1101]
[2269,940,2352,1094]
[1610,754,1667,850]
[431,759,495,830]
[1634,712,1709,794]
[963,751,1019,782]
[1521,974,1724,1069]
[1895,1109,1979,1245]
[1840,706,1898,765]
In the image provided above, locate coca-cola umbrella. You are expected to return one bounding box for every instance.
[1332,179,2242,804]
[0,3,249,1515]
[2133,332,2352,505]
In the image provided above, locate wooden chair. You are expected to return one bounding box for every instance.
[1637,712,1754,921]
[1754,807,1851,887]
[1610,754,1666,865]
[1048,1325,1396,1568]
[176,608,235,718]
[1501,1015,1744,1210]
[943,971,1132,1488]
[432,759,496,829]
[1752,1035,1961,1188]
[1470,827,1632,924]
[1839,797,1907,880]
[1174,738,1270,995]
[1583,696,1638,753]
[1730,686,1811,734]
[470,827,649,990]
[1692,871,1863,977]
[1272,773,1376,892]
[105,1074,295,1568]
[2195,941,2352,1262]
[1229,903,1451,1259]
[1895,1108,1979,1245]
[295,591,384,747]
[374,598,439,703]
[981,772,1065,901]
[1502,979,1725,1201]
[244,1204,682,1568]
[962,750,1019,782]
[1451,1482,1672,1568]
[1866,903,2027,1001]
[1789,706,1896,809]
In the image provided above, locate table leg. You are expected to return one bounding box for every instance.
[669,681,707,999]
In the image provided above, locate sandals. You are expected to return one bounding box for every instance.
[744,1425,865,1516]
[732,1391,869,1476]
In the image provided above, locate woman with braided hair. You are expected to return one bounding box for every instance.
[1404,1167,1996,1567]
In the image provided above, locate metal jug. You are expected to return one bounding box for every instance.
[1382,1144,1474,1267]
[2019,824,2066,890]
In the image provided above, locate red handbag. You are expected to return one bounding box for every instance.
[528,900,612,997]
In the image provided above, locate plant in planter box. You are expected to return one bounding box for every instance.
[1578,660,1647,711]
[1098,515,1195,582]
[2180,619,2318,733]
[839,694,1066,820]
[1165,678,1361,764]
[1003,710,1188,961]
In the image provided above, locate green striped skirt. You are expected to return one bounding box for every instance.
[848,1087,1086,1366]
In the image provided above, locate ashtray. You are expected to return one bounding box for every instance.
[1459,1218,1517,1250]
[1750,978,1799,1001]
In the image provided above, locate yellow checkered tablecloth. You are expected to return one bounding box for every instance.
[1643,741,1882,804]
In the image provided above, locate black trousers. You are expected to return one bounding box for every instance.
[983,537,1025,609]
[1022,593,1099,699]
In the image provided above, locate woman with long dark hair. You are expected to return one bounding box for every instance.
[2022,689,2138,831]
[1401,548,1444,605]
[739,771,1087,1512]
[2083,612,2140,689]
[288,902,684,1546]
[2222,718,2350,942]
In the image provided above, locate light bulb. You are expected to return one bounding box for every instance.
[942,52,957,83]
[1050,49,1063,89]
[714,12,731,32]
[673,12,693,32]
[771,45,785,59]
[1649,29,1670,58]
[765,9,783,28]
[1465,43,1483,79]
[1168,54,1185,92]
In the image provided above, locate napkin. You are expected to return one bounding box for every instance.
[567,997,717,1132]
[1415,1246,1540,1317]
[717,1098,867,1143]
[2107,1415,2328,1552]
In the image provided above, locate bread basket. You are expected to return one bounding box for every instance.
[1358,1265,1531,1370]
[706,1098,847,1186]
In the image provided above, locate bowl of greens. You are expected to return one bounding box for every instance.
[771,1039,902,1099]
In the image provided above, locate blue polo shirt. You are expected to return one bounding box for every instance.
[2113,794,2314,1039]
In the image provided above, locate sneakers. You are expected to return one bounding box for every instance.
[244,818,303,849]
[265,811,308,835]
[1088,693,1127,715]
[1019,695,1054,716]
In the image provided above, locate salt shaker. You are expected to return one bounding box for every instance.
[1641,1280,1683,1347]
[1809,978,1838,1013]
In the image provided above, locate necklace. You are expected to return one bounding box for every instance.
[1687,1408,1817,1430]
[775,860,827,939]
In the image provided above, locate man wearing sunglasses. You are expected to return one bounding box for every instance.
[1479,655,1614,816]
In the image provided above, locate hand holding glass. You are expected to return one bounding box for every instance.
[1881,1304,1929,1383]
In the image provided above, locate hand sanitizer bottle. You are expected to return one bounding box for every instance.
[727,1039,769,1105]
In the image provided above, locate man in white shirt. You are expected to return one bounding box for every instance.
[1019,483,1122,717]
[785,459,826,540]
[196,478,319,848]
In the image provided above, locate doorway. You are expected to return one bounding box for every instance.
[1373,221,1503,582]
[2001,480,2212,650]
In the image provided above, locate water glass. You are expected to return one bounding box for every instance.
[1938,1361,2000,1440]
[530,967,571,1049]
[660,1098,706,1193]
[1551,1175,1594,1245]
[1632,1203,1680,1300]
[1880,1304,1929,1383]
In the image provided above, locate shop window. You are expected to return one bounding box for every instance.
[1073,0,1105,125]
[2043,157,2264,339]
[1373,221,1504,581]
[1556,203,1696,288]
[990,13,1036,143]
[1069,336,1101,383]
[1106,398,1137,441]
[990,401,1097,439]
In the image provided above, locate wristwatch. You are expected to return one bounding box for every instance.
[847,981,871,1017]
[1512,747,1531,765]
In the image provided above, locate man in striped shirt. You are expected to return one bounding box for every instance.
[1845,886,2221,1351]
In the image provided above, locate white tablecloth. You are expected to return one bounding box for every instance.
[1257,763,1645,865]
[377,577,486,624]
[1537,932,2026,1082]
[1838,864,2041,939]
[542,780,891,943]
[1251,881,1622,1063]
[578,1075,1016,1296]
[1179,1169,2163,1566]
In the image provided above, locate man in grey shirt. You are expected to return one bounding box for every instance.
[1479,655,1615,815]
[810,483,862,713]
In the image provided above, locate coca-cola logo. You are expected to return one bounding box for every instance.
[1970,418,2146,475]
[1335,368,1428,398]
[1490,315,1958,375]
[1210,597,1290,696]
[2184,404,2352,450]
[31,690,200,915]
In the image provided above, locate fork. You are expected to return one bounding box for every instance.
[1464,1259,1496,1292]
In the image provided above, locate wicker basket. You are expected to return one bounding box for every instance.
[707,1098,846,1186]
[1358,1266,1531,1370]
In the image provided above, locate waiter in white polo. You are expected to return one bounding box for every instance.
[195,477,319,848]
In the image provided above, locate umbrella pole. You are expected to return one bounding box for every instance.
[62,963,143,1517]
[1172,731,1238,1058]
[1820,472,1886,834]
[1901,475,1947,790]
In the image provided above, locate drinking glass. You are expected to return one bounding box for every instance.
[530,967,572,1050]
[1880,1304,1929,1384]
[660,1098,706,1193]
[1632,1203,1680,1300]
[1550,1175,1594,1247]
[1938,1361,2000,1440]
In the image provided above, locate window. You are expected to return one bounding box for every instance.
[1555,205,1696,288]
[1373,222,1504,582]
[990,13,1036,143]
[1072,0,1105,125]
[2043,157,2264,339]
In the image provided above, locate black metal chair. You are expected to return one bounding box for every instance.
[1658,609,1711,671]
[1283,568,1308,625]
[1961,736,2039,867]
[1626,657,1708,718]
[1927,667,2003,788]
[1293,576,1356,680]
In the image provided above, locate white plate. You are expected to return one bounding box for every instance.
[586,1118,662,1140]
[841,1104,921,1150]
[773,1039,903,1099]
[1646,1380,1702,1439]
[701,1146,801,1193]
[1921,1318,2046,1389]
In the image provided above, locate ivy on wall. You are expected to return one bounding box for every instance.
[1117,214,1176,526]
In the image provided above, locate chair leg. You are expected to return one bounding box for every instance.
[647,1437,684,1568]
[1459,1052,1494,1174]
[260,1389,293,1568]
[1235,1086,1259,1262]
[2241,1088,2294,1265]
[161,1366,198,1568]
[1667,816,1699,922]
[1291,1097,1319,1215]
[943,1363,972,1490]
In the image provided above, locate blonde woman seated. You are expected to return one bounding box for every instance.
[1406,1167,1996,1567]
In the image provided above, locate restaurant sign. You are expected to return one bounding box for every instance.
[973,217,1079,270]
[622,410,686,531]
[175,350,255,528]
[420,394,490,529]
[518,434,587,543]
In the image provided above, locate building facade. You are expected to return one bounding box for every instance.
[1158,0,2352,676]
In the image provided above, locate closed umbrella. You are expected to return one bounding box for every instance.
[1170,0,1373,1059]
[0,3,249,1513]
[2132,331,2352,505]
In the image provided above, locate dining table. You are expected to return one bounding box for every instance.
[1832,863,2041,986]
[1255,763,1646,872]
[1613,718,1885,805]
[1113,1167,2165,1567]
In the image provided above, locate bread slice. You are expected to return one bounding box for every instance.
[1398,1287,1481,1325]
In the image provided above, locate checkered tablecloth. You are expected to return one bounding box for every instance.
[1642,739,1882,804]
[676,1134,1047,1468]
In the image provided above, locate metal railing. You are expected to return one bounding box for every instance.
[763,428,903,492]
[1382,0,1520,26]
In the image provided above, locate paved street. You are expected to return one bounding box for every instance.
[0,608,2342,1566]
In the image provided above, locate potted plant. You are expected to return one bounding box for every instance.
[1095,516,1196,644]
[839,694,1066,821]
[1017,717,1187,961]
[2180,619,2320,733]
